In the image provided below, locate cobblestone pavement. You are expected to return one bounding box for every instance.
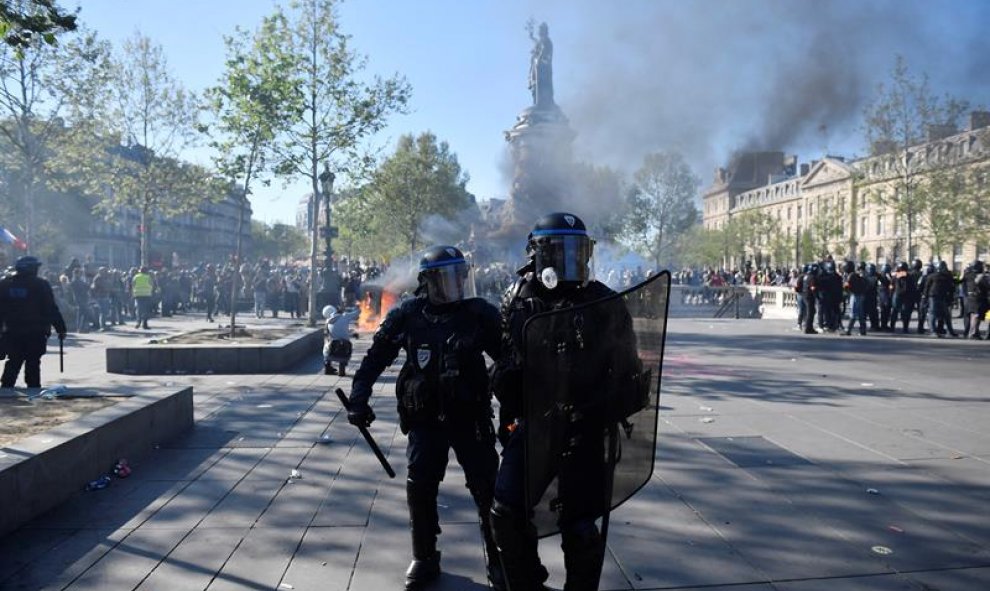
[1,314,988,590]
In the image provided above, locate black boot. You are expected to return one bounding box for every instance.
[406,478,441,590]
[491,502,549,591]
[470,489,506,591]
[560,521,605,591]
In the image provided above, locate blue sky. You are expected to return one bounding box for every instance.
[71,0,990,225]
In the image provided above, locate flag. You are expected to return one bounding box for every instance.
[0,226,28,250]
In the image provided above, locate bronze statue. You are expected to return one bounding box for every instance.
[528,21,554,108]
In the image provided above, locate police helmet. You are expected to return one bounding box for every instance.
[912,259,923,271]
[418,245,472,305]
[824,261,835,273]
[881,263,891,274]
[321,305,336,319]
[844,260,855,274]
[937,260,948,273]
[923,262,935,275]
[867,263,877,275]
[897,261,909,272]
[527,212,594,289]
[973,260,985,274]
[14,255,41,275]
[809,263,820,275]
[856,261,866,272]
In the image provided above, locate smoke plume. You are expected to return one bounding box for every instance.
[528,0,990,176]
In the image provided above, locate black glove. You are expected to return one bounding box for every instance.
[347,403,375,428]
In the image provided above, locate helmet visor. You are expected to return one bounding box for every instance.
[533,234,593,284]
[422,261,475,304]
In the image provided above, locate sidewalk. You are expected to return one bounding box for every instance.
[1,314,988,590]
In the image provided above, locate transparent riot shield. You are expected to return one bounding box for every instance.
[523,271,670,538]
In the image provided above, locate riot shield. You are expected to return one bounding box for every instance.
[523,271,670,538]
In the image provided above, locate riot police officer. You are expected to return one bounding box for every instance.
[348,245,504,590]
[924,261,958,337]
[802,263,820,334]
[490,212,643,591]
[0,256,67,389]
[863,263,880,331]
[962,260,989,339]
[892,262,917,333]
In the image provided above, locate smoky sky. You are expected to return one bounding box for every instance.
[529,0,990,180]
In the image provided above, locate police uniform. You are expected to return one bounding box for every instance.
[490,213,640,591]
[0,257,67,388]
[348,246,503,590]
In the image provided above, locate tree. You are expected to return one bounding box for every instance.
[251,219,308,262]
[622,151,700,268]
[862,56,969,256]
[365,132,474,256]
[0,25,109,252]
[205,13,301,334]
[97,32,206,266]
[807,201,846,258]
[268,0,411,325]
[0,0,77,54]
[918,165,972,261]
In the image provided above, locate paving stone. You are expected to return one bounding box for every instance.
[8,528,129,591]
[206,526,306,591]
[279,526,364,591]
[62,527,189,591]
[134,526,249,591]
[140,479,240,529]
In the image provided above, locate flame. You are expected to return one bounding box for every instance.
[357,289,398,332]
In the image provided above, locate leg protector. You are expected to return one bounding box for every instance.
[490,501,548,591]
[469,487,505,591]
[406,478,441,589]
[560,520,605,591]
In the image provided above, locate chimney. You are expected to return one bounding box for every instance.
[970,111,990,131]
[783,155,797,176]
[800,163,810,176]
[926,123,957,143]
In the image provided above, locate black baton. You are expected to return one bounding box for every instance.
[335,388,395,478]
[59,336,64,373]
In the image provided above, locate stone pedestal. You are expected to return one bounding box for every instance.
[501,103,576,234]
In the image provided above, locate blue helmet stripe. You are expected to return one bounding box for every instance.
[420,257,466,270]
[531,229,587,237]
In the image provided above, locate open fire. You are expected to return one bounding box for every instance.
[357,288,398,332]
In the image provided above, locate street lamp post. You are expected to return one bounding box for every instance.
[318,162,340,310]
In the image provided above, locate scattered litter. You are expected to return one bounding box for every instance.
[860,382,875,387]
[699,405,714,412]
[226,381,236,385]
[321,561,327,566]
[888,525,904,533]
[866,488,880,495]
[279,584,295,590]
[317,434,332,444]
[86,475,111,491]
[700,417,715,424]
[951,454,964,460]
[163,382,175,387]
[257,404,273,409]
[289,469,303,480]
[33,384,68,400]
[871,545,893,555]
[634,573,643,581]
[790,358,796,362]
[113,459,132,478]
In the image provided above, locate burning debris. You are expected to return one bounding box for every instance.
[357,288,398,332]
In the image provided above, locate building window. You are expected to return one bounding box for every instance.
[876,247,885,263]
[808,203,814,217]
[797,205,802,220]
[787,207,792,220]
[860,217,867,236]
[876,214,884,236]
[910,245,919,260]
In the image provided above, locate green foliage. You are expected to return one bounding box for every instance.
[0,0,77,56]
[360,132,474,256]
[269,0,411,185]
[251,219,308,261]
[621,151,700,267]
[861,55,969,253]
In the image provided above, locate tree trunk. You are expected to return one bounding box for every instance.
[140,206,149,267]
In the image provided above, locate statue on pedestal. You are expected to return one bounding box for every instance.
[528,22,554,109]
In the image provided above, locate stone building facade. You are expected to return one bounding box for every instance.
[702,113,990,271]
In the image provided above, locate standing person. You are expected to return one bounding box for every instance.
[0,257,67,389]
[925,261,958,337]
[843,264,868,336]
[915,261,933,334]
[878,263,894,331]
[792,265,807,331]
[69,268,91,333]
[347,246,504,590]
[132,266,154,330]
[802,263,820,334]
[863,263,880,331]
[252,271,268,319]
[90,267,112,330]
[201,265,218,322]
[892,262,916,334]
[962,260,988,339]
[489,213,648,591]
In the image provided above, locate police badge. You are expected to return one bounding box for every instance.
[416,345,432,369]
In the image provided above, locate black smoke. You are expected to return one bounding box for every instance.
[527,0,990,177]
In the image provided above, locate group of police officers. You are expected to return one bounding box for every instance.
[795,258,990,339]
